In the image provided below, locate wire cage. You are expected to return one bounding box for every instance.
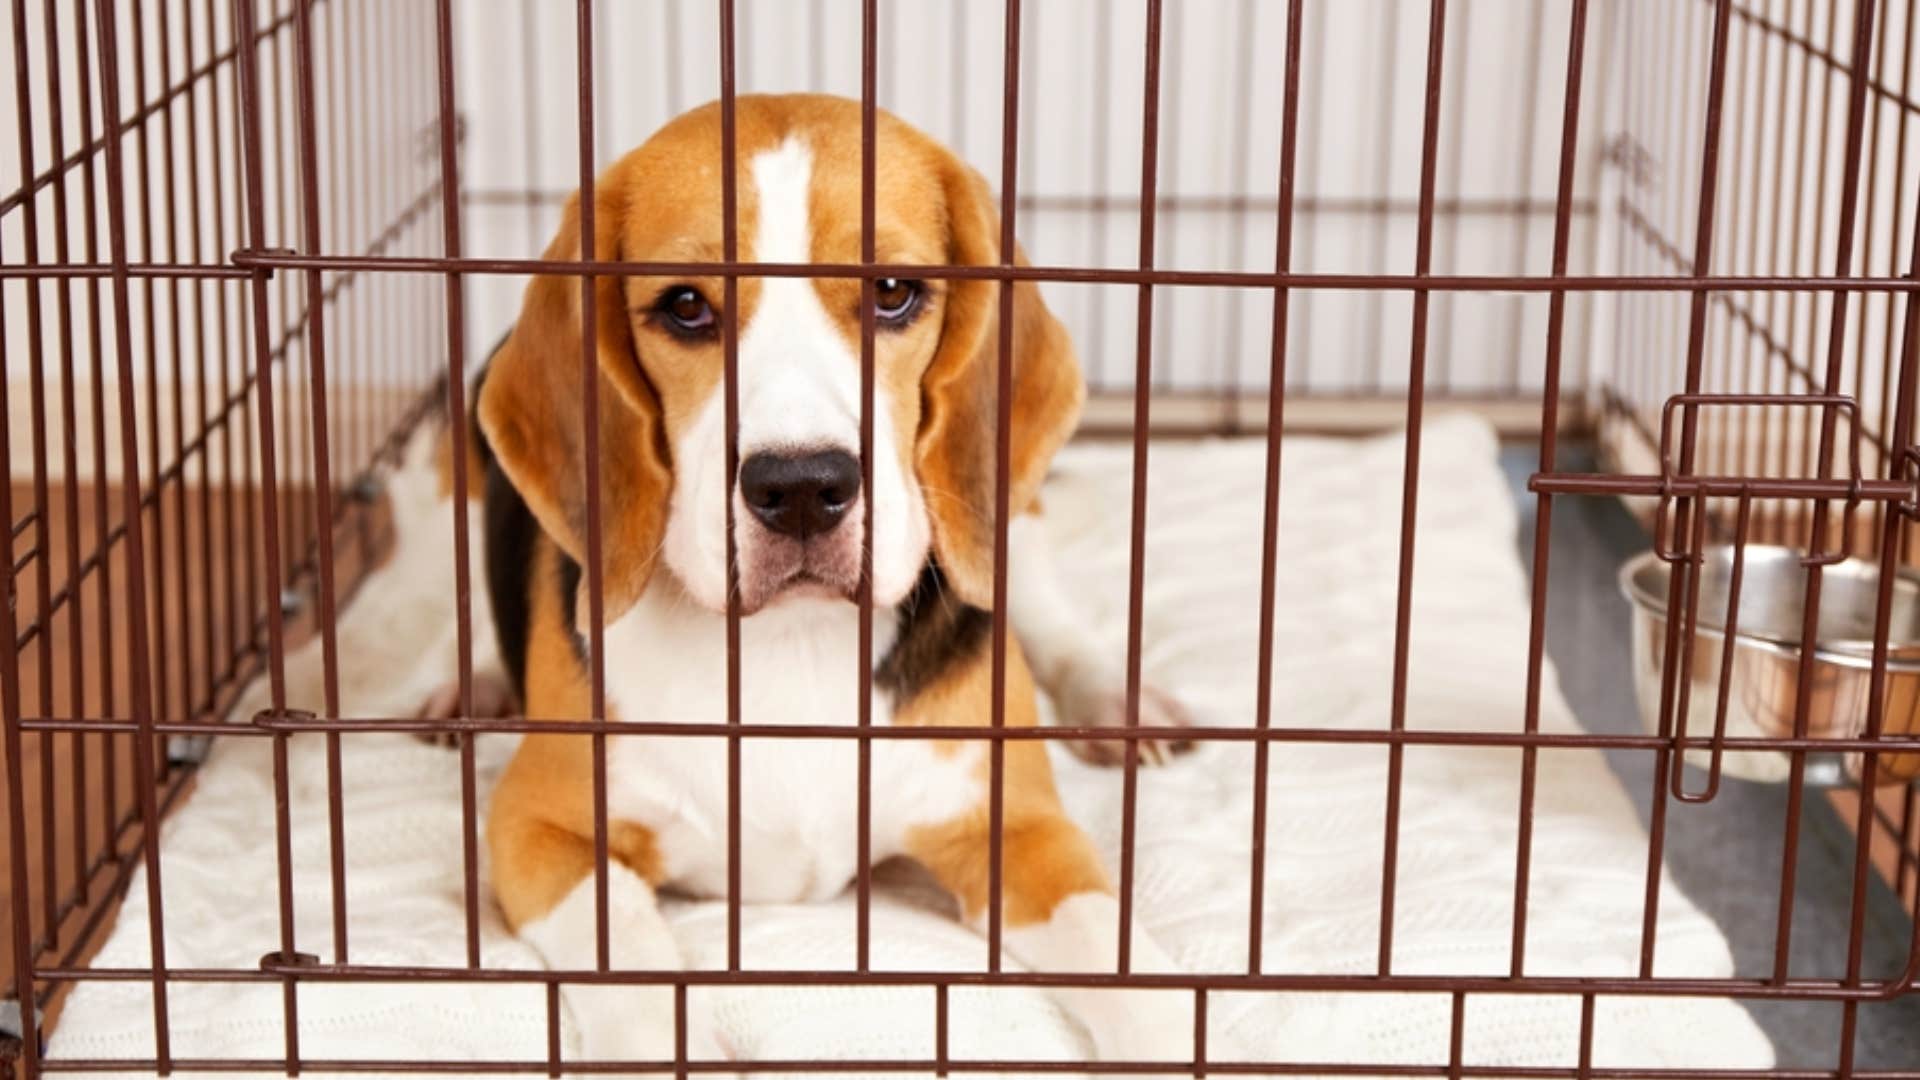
[0,0,1916,1076]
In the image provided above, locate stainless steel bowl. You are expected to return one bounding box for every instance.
[1618,545,1920,785]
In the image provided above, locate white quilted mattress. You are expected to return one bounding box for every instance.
[50,415,1773,1076]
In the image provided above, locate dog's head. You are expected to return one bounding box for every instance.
[478,94,1082,624]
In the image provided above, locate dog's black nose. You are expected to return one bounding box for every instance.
[739,450,861,539]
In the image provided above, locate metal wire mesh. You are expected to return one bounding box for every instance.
[0,0,1913,1076]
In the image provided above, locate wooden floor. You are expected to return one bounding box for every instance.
[0,477,393,1032]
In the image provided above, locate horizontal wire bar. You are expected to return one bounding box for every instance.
[28,1061,1920,1079]
[1532,473,1911,500]
[19,714,1920,752]
[463,186,1601,219]
[32,963,1917,1001]
[16,253,1920,294]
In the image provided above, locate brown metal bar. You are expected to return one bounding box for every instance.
[985,0,1023,974]
[719,0,743,974]
[89,0,174,1066]
[232,0,304,1065]
[567,0,614,976]
[1245,0,1305,978]
[32,958,1920,1002]
[198,248,1920,293]
[0,155,43,1080]
[855,0,877,974]
[1771,0,1881,985]
[431,0,480,970]
[9,0,59,963]
[1512,0,1591,978]
[1379,0,1450,977]
[1639,0,1735,982]
[291,0,351,966]
[1116,0,1165,975]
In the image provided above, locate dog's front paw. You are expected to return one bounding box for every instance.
[573,994,735,1078]
[410,672,516,748]
[1055,672,1197,768]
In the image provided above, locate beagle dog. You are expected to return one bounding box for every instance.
[466,94,1201,1071]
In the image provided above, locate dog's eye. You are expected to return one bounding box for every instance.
[873,279,923,326]
[657,287,716,335]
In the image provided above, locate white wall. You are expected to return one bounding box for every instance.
[3,0,1624,486]
[457,0,1616,399]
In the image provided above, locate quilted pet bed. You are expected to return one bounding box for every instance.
[49,415,1772,1075]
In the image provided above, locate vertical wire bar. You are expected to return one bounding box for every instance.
[1789,0,1841,541]
[1192,987,1208,1075]
[1290,5,1329,390]
[323,0,347,478]
[10,0,60,952]
[1431,0,1472,390]
[1755,0,1789,541]
[1735,4,1773,516]
[1704,2,1750,485]
[1446,991,1466,1080]
[27,0,82,930]
[1902,781,1918,905]
[234,0,303,1065]
[212,0,244,692]
[985,0,1024,973]
[1116,0,1165,977]
[1084,2,1110,380]
[571,0,613,974]
[74,0,118,857]
[1794,0,1846,530]
[40,0,91,911]
[1576,993,1596,1080]
[1218,0,1258,429]
[1363,4,1404,394]
[1245,0,1305,977]
[0,46,41,1069]
[545,980,562,1077]
[674,981,689,1079]
[1772,0,1880,984]
[228,0,259,691]
[1838,997,1861,1080]
[720,0,743,973]
[1638,0,1735,981]
[91,0,173,1066]
[519,0,539,253]
[290,0,350,964]
[184,0,217,739]
[1853,0,1893,530]
[1876,0,1920,533]
[1511,0,1591,978]
[157,0,190,763]
[1378,0,1450,977]
[934,982,950,1077]
[1148,2,1180,396]
[271,0,304,592]
[131,0,174,779]
[855,0,878,973]
[1501,0,1549,390]
[433,0,482,969]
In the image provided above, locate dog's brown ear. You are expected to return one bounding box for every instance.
[478,187,672,628]
[916,163,1085,609]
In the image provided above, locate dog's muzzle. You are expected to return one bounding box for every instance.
[737,449,865,610]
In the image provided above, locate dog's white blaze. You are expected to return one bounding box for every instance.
[659,135,929,611]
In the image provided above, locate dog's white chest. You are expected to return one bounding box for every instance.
[601,587,983,903]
